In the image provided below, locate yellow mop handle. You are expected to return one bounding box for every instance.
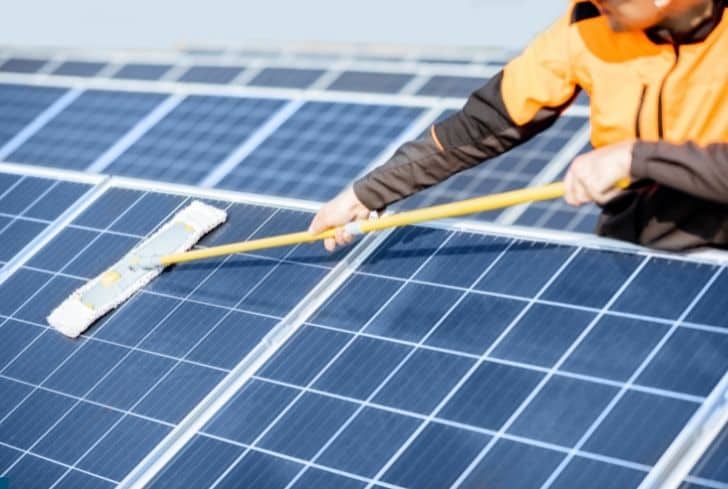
[159,179,629,266]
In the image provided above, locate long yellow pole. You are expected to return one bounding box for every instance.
[159,179,626,266]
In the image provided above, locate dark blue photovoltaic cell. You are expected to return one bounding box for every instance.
[583,390,697,465]
[52,61,106,77]
[491,304,596,367]
[550,457,646,489]
[8,90,166,169]
[218,101,424,200]
[247,67,326,89]
[541,248,645,308]
[112,63,173,80]
[177,65,245,84]
[382,422,490,489]
[0,174,89,264]
[0,83,66,148]
[398,114,588,221]
[612,258,716,319]
[562,315,669,381]
[327,70,415,93]
[0,58,47,73]
[459,439,565,489]
[636,328,728,396]
[0,188,350,488]
[416,75,486,98]
[105,95,286,184]
[687,268,728,329]
[149,223,727,488]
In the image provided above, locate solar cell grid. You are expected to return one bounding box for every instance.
[217,101,425,201]
[513,142,599,233]
[0,83,67,149]
[0,186,351,489]
[0,172,89,266]
[149,224,727,489]
[397,113,588,221]
[104,95,287,184]
[8,89,167,170]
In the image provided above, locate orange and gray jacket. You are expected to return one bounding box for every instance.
[353,0,728,250]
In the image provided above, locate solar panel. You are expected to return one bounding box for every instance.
[0,58,47,74]
[416,75,487,98]
[0,185,351,489]
[247,67,326,89]
[0,172,90,266]
[177,65,245,84]
[397,112,588,221]
[7,90,167,170]
[52,61,107,78]
[326,71,415,94]
[103,95,286,184]
[0,84,67,149]
[112,63,174,81]
[144,225,726,489]
[216,101,425,201]
[513,143,598,233]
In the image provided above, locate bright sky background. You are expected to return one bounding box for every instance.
[0,0,564,51]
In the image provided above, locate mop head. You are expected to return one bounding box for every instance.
[48,200,227,338]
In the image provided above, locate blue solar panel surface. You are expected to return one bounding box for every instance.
[0,84,66,149]
[416,75,486,98]
[0,173,89,266]
[217,101,424,201]
[112,63,174,81]
[514,143,598,233]
[327,71,415,94]
[0,187,351,489]
[0,58,47,74]
[52,61,107,78]
[178,66,245,84]
[104,95,286,184]
[148,225,727,489]
[8,90,167,170]
[398,113,588,221]
[247,67,326,89]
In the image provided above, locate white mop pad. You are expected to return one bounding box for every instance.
[48,200,227,338]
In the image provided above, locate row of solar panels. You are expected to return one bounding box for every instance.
[0,165,725,489]
[0,54,506,97]
[0,75,596,237]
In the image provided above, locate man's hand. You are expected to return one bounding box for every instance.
[309,187,372,252]
[564,140,634,206]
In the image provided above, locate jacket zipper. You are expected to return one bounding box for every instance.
[657,43,681,138]
[635,84,647,139]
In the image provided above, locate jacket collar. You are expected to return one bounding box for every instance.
[645,0,726,44]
